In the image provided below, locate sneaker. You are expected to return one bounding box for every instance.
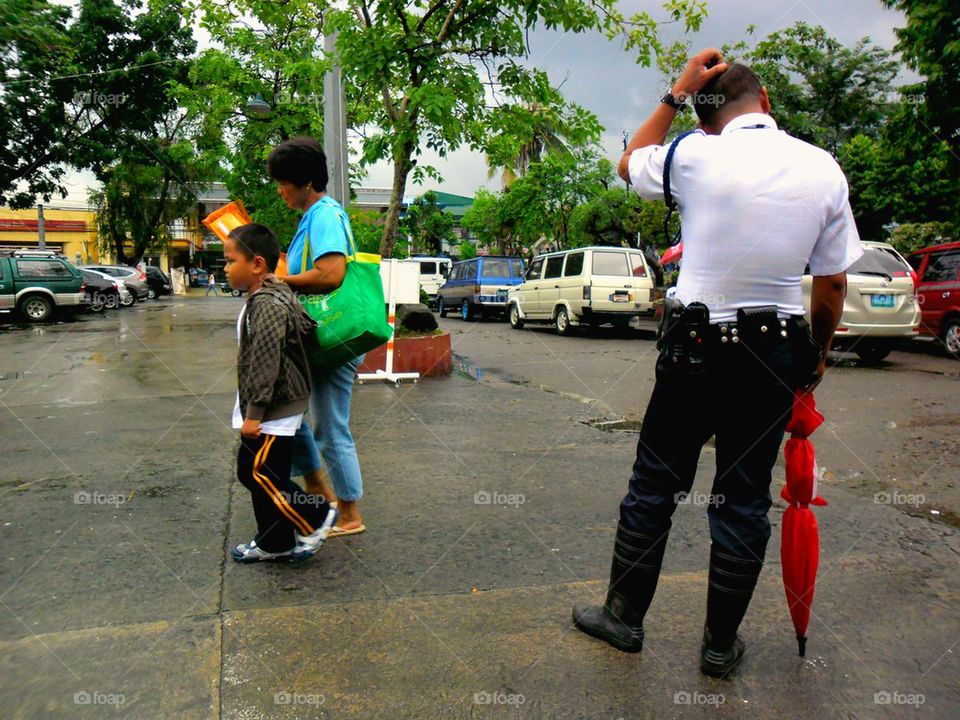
[231,539,295,563]
[291,506,339,561]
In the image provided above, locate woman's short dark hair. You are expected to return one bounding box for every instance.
[228,223,280,272]
[267,136,329,192]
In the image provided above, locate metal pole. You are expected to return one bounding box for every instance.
[324,31,350,209]
[622,131,630,190]
[37,204,46,250]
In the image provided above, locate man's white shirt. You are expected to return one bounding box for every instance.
[628,112,863,324]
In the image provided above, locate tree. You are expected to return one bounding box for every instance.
[888,222,955,258]
[328,0,709,257]
[177,0,329,246]
[0,0,200,211]
[569,188,644,248]
[400,191,457,254]
[748,23,898,153]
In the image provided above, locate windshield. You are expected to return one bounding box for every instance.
[482,258,523,278]
[848,247,909,279]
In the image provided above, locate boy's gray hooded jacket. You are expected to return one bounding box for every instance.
[237,275,316,423]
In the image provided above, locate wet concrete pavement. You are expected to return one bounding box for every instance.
[0,299,957,718]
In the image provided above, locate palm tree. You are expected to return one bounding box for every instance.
[487,102,572,189]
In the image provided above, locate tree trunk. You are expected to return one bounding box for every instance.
[380,145,415,258]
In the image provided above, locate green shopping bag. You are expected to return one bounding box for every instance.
[298,206,392,370]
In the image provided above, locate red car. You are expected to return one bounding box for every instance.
[907,240,960,357]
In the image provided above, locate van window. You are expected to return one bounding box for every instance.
[420,261,437,275]
[628,254,648,277]
[564,252,585,277]
[16,259,72,278]
[922,251,960,283]
[526,258,544,281]
[544,256,564,279]
[482,258,514,278]
[465,260,478,279]
[592,251,630,276]
[848,246,910,279]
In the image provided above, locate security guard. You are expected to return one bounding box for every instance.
[572,48,862,677]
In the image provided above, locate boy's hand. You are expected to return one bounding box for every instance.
[241,418,261,439]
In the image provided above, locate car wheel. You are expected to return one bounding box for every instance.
[120,292,135,306]
[437,297,447,317]
[554,306,572,336]
[147,287,157,300]
[855,341,892,365]
[461,299,474,321]
[88,294,105,313]
[942,318,960,358]
[105,293,119,310]
[19,294,54,322]
[509,304,524,329]
[231,288,242,297]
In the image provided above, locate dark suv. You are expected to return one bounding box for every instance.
[0,249,86,322]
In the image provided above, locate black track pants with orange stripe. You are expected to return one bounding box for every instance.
[237,434,331,553]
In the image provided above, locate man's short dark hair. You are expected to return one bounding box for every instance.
[267,136,328,192]
[693,63,763,126]
[228,223,280,272]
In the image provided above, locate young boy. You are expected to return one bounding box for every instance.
[223,223,337,563]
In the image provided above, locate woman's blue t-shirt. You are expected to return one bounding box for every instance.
[286,196,353,274]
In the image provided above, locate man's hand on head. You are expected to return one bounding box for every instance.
[672,47,728,100]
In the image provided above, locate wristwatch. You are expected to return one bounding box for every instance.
[660,91,688,111]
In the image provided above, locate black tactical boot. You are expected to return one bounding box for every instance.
[700,544,763,678]
[572,524,668,653]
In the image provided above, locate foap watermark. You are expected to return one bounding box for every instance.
[73,91,127,107]
[674,690,725,706]
[675,491,725,507]
[74,490,132,507]
[473,690,525,707]
[73,690,125,707]
[280,490,330,508]
[874,690,925,707]
[274,691,325,706]
[474,490,525,507]
[874,490,925,507]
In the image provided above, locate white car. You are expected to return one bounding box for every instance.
[507,247,656,335]
[802,241,920,364]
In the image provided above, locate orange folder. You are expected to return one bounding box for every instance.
[202,201,252,243]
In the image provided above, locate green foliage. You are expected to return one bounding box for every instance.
[349,207,387,255]
[327,0,708,257]
[400,191,457,255]
[174,0,328,246]
[457,240,477,260]
[748,23,898,153]
[0,0,203,214]
[888,222,956,257]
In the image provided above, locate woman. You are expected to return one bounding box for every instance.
[268,136,366,536]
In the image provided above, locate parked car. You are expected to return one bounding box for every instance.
[188,268,209,287]
[437,256,526,320]
[79,269,125,312]
[507,247,656,335]
[82,264,149,305]
[219,281,245,297]
[144,266,172,299]
[407,255,452,307]
[0,249,86,322]
[907,240,960,357]
[801,241,920,364]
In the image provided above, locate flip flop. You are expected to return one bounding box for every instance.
[328,524,366,537]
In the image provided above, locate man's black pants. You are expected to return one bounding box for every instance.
[620,339,800,562]
[237,434,331,553]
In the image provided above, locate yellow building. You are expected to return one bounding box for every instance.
[0,206,204,270]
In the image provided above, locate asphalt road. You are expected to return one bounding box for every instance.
[441,314,960,526]
[1,299,958,719]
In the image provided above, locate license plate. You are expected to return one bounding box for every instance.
[871,294,895,307]
[496,292,507,301]
[610,293,631,303]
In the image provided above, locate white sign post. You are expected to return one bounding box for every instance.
[358,259,421,387]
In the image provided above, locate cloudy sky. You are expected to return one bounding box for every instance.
[53,0,909,206]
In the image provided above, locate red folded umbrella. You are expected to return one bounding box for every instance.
[660,241,683,266]
[780,390,828,656]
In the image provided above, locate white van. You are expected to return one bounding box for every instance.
[407,256,452,306]
[507,247,656,335]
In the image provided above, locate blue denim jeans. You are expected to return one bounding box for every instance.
[291,355,364,501]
